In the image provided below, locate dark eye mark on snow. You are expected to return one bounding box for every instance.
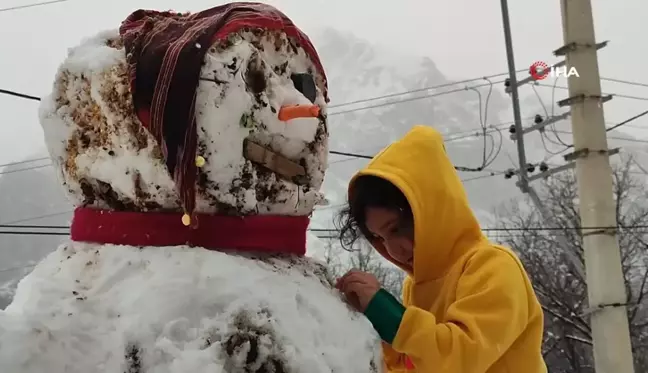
[290,73,316,103]
[244,51,267,96]
[124,342,142,373]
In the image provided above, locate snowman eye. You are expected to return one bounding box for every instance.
[290,73,316,103]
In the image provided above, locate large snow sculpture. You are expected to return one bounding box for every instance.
[0,3,382,373]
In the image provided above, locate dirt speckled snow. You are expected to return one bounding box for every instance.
[0,243,382,373]
[38,27,328,216]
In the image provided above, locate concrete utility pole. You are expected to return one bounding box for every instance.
[558,0,635,372]
[500,0,635,369]
[499,0,587,280]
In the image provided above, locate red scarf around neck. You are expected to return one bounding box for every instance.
[70,208,309,255]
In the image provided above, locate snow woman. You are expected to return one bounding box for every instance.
[0,3,384,373]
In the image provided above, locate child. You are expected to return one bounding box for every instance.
[335,125,547,373]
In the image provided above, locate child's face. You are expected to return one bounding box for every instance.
[365,207,414,268]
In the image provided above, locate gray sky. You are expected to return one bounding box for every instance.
[1,0,647,165]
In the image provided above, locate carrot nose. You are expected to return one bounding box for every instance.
[278,105,320,121]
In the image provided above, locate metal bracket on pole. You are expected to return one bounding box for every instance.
[564,147,620,162]
[557,94,613,108]
[514,148,620,185]
[519,162,576,184]
[510,112,571,140]
[553,40,608,56]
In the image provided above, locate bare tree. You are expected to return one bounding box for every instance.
[494,157,648,372]
[322,239,405,298]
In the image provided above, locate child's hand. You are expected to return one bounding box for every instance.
[335,269,381,312]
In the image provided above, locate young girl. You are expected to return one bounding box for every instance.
[335,125,547,373]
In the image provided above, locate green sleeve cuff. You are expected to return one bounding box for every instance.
[364,288,406,344]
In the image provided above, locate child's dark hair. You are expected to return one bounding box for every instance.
[334,175,413,250]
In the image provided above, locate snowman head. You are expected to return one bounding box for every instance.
[39,4,329,218]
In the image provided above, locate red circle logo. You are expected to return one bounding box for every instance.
[529,61,549,80]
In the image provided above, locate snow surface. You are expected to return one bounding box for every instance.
[0,242,382,373]
[39,28,329,216]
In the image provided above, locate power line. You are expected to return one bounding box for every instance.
[461,171,507,182]
[6,75,648,114]
[0,89,40,101]
[606,109,648,132]
[328,80,505,116]
[600,77,648,89]
[0,163,51,175]
[0,210,72,225]
[0,168,507,232]
[4,115,646,178]
[0,0,70,13]
[0,156,49,169]
[534,82,648,102]
[328,71,524,109]
[0,230,69,236]
[6,119,647,177]
[543,109,648,160]
[309,224,648,233]
[5,224,648,234]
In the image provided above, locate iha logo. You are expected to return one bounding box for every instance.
[529,61,580,80]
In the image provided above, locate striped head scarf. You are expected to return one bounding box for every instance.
[119,2,328,226]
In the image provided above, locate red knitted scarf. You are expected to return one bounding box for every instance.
[70,208,310,255]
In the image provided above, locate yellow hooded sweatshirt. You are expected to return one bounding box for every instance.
[349,125,547,373]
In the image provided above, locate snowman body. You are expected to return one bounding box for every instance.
[1,242,380,373]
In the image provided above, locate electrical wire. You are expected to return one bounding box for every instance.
[329,149,494,173]
[0,0,70,14]
[601,77,648,89]
[0,211,73,227]
[7,120,648,177]
[533,82,648,102]
[0,168,510,232]
[5,74,648,109]
[528,82,571,155]
[464,77,500,171]
[2,73,646,175]
[6,224,648,235]
[543,109,648,162]
[327,70,525,109]
[0,163,51,175]
[546,79,571,146]
[0,156,49,169]
[0,89,40,101]
[328,80,506,117]
[309,224,648,233]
